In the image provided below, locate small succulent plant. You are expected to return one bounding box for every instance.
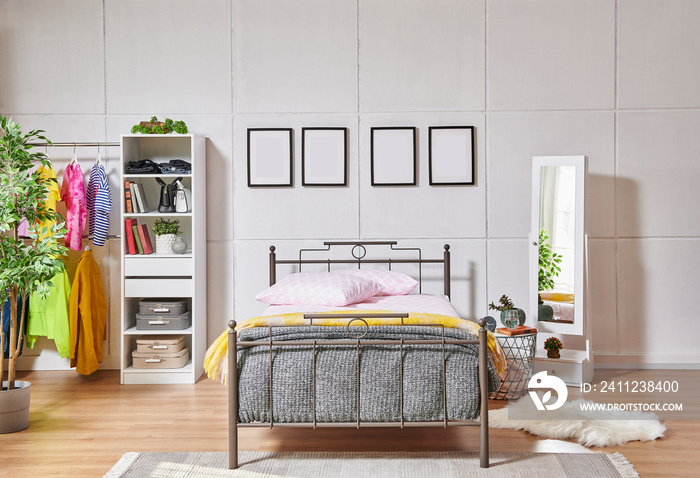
[488,294,515,312]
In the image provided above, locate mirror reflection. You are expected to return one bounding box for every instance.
[538,165,576,324]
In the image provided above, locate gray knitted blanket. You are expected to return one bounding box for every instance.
[236,325,500,423]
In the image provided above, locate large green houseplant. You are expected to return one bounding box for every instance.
[0,116,67,432]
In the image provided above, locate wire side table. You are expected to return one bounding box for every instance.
[490,332,537,400]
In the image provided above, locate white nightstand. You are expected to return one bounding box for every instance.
[534,348,593,387]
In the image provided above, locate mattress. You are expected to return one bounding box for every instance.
[261,293,462,319]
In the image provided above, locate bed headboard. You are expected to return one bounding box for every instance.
[268,241,451,298]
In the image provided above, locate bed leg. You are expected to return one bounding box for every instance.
[228,320,238,469]
[478,319,489,468]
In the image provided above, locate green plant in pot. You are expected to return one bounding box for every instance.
[152,218,181,254]
[538,228,562,321]
[488,294,526,328]
[0,116,68,433]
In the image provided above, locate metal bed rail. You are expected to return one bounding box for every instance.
[228,313,490,469]
[268,242,451,298]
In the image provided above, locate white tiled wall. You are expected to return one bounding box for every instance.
[488,0,615,111]
[359,0,485,112]
[104,0,232,114]
[2,0,700,367]
[234,0,358,113]
[618,0,700,109]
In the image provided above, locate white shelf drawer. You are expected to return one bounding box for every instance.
[124,278,193,298]
[125,257,193,276]
[534,360,582,386]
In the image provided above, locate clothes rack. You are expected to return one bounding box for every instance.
[27,142,120,148]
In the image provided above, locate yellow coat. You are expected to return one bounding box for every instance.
[69,251,107,375]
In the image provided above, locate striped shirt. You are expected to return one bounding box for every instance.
[86,163,111,247]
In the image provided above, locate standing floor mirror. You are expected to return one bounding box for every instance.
[528,155,592,385]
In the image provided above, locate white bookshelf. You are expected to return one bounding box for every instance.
[119,134,207,384]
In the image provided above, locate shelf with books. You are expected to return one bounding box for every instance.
[119,134,206,385]
[123,176,192,215]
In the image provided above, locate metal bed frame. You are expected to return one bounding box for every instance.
[227,241,490,469]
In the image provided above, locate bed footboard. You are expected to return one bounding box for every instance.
[227,316,491,469]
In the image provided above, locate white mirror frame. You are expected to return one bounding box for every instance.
[529,155,587,336]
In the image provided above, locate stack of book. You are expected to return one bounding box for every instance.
[124,218,154,255]
[124,181,149,214]
[496,325,538,336]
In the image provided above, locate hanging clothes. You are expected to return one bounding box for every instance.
[60,160,87,251]
[86,154,111,247]
[17,218,29,237]
[26,268,71,359]
[69,250,107,375]
[36,163,62,240]
[1,295,25,359]
[14,163,59,239]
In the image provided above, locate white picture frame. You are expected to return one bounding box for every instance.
[302,128,348,187]
[247,128,293,187]
[370,127,417,186]
[428,126,475,186]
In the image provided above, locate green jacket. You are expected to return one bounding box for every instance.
[27,269,72,359]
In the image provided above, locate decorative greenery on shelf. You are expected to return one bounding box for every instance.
[488,294,514,312]
[543,336,563,351]
[152,218,181,236]
[0,116,69,389]
[131,116,188,135]
[539,228,562,292]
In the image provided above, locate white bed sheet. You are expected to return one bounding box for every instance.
[261,294,461,319]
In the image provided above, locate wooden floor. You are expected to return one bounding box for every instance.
[0,369,696,477]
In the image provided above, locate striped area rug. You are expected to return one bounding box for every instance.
[105,450,638,477]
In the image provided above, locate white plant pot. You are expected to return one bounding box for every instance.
[0,380,30,433]
[155,234,175,254]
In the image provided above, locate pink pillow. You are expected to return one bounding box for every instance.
[256,272,384,306]
[337,269,417,296]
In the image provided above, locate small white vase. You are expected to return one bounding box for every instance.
[155,234,175,254]
[171,236,187,254]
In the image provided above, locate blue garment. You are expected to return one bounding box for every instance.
[2,294,25,359]
[86,161,111,247]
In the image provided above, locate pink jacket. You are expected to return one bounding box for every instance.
[61,163,87,251]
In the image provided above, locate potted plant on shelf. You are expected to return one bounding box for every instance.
[544,336,563,359]
[152,218,181,254]
[0,116,68,433]
[488,294,526,327]
[130,116,188,135]
[538,228,562,321]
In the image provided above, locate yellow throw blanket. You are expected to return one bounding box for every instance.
[204,311,506,385]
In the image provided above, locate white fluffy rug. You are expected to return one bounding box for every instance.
[489,399,666,447]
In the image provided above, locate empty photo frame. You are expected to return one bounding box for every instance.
[370,127,417,186]
[247,128,293,187]
[428,126,475,186]
[302,127,348,186]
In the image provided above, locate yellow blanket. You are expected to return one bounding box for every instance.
[204,311,506,385]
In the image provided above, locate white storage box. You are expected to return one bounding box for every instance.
[135,335,187,353]
[131,347,189,369]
